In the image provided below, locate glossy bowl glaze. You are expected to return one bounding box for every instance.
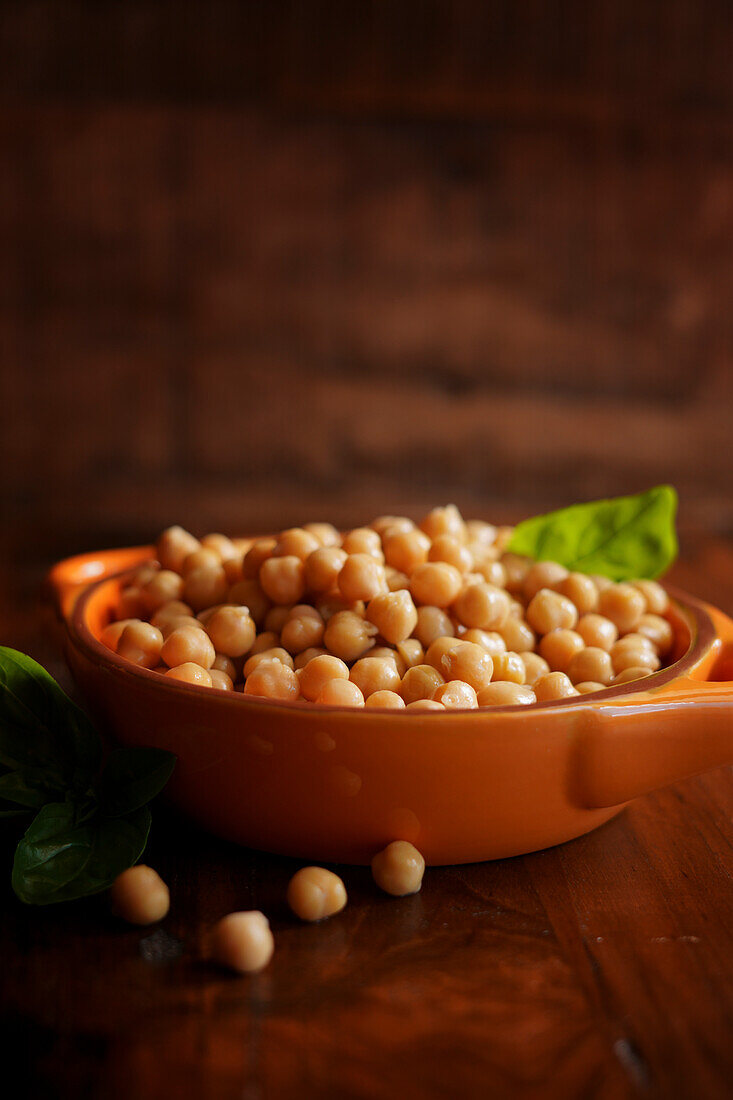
[47,547,733,865]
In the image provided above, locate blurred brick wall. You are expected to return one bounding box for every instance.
[0,1,731,557]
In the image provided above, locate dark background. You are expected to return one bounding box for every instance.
[1,0,731,569]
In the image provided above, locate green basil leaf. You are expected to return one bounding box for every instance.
[98,747,176,817]
[12,802,151,905]
[0,766,66,809]
[0,648,101,782]
[506,485,678,581]
[0,807,32,820]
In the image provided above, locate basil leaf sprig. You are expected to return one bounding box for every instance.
[0,647,175,905]
[507,486,678,581]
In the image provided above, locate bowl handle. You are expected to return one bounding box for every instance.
[45,546,154,623]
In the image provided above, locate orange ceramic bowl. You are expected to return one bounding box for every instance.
[47,547,733,865]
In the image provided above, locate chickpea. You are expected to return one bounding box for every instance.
[385,567,411,593]
[259,556,306,605]
[400,664,445,704]
[182,547,222,576]
[243,660,300,702]
[109,865,169,925]
[338,554,387,602]
[261,605,290,634]
[428,535,473,573]
[205,606,257,657]
[576,613,618,651]
[249,630,280,655]
[366,590,418,644]
[274,528,321,561]
[139,570,184,613]
[523,561,569,601]
[183,564,228,613]
[526,589,578,635]
[424,636,462,673]
[491,651,526,685]
[243,648,294,677]
[342,527,384,559]
[520,651,551,686]
[466,519,497,546]
[116,586,144,619]
[156,526,201,574]
[440,642,493,692]
[316,594,363,621]
[210,670,234,691]
[299,654,350,701]
[610,642,660,675]
[636,614,674,654]
[243,538,277,579]
[413,606,455,648]
[294,646,329,670]
[567,646,614,686]
[324,610,377,662]
[475,559,508,588]
[453,582,510,630]
[405,699,446,711]
[349,657,401,698]
[201,533,239,562]
[575,681,607,695]
[211,911,274,974]
[501,553,532,593]
[287,867,347,922]
[538,629,585,672]
[557,573,598,615]
[161,625,215,670]
[613,666,654,685]
[281,608,325,655]
[476,682,536,706]
[315,679,365,707]
[165,663,213,687]
[371,515,415,537]
[633,580,669,615]
[117,622,164,669]
[159,615,204,639]
[369,646,407,676]
[462,629,507,657]
[305,547,348,593]
[598,584,646,633]
[150,600,194,630]
[227,579,271,626]
[303,522,341,547]
[419,504,466,542]
[499,616,536,653]
[365,690,406,709]
[223,555,244,585]
[383,528,431,574]
[212,653,238,680]
[396,638,425,669]
[101,618,134,652]
[371,841,425,896]
[533,672,579,702]
[433,680,479,709]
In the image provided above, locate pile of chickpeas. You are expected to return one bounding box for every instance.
[101,507,675,709]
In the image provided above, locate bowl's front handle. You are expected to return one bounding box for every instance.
[45,546,154,624]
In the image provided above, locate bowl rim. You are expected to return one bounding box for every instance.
[68,567,714,718]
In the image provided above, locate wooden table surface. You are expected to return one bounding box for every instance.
[2,532,733,1100]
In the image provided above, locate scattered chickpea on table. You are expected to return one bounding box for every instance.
[100,506,674,708]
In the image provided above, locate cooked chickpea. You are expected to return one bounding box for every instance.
[280,607,325,654]
[209,670,234,691]
[538,629,585,672]
[298,654,349,700]
[533,672,579,701]
[396,638,425,668]
[633,580,669,615]
[433,680,479,709]
[182,547,222,576]
[613,666,654,685]
[383,528,431,574]
[400,663,445,704]
[109,865,170,925]
[159,615,204,639]
[501,553,531,593]
[223,555,244,585]
[243,648,294,676]
[161,625,215,670]
[476,682,536,706]
[263,605,292,634]
[575,681,607,694]
[212,652,238,679]
[303,521,341,547]
[117,621,164,669]
[369,646,407,676]
[413,606,455,648]
[523,561,569,601]
[150,599,194,630]
[243,660,300,702]
[420,504,466,541]
[453,582,511,630]
[165,663,213,687]
[338,554,387,602]
[576,613,618,651]
[474,559,508,588]
[610,641,660,675]
[366,589,418,644]
[139,570,184,613]
[156,526,201,574]
[259,556,306,605]
[371,841,425,896]
[424,636,462,673]
[557,573,598,615]
[440,642,493,692]
[520,651,551,686]
[211,911,274,974]
[243,538,277,579]
[287,867,347,921]
[636,613,674,654]
[371,515,415,537]
[205,606,257,657]
[316,594,362,621]
[274,527,321,561]
[466,519,497,546]
[116,586,144,619]
[499,616,536,653]
[405,699,446,711]
[227,579,271,626]
[349,657,401,698]
[183,564,228,613]
[342,527,384,558]
[304,547,348,593]
[315,679,365,707]
[293,646,329,670]
[491,651,526,684]
[324,610,377,662]
[249,630,280,654]
[385,567,411,592]
[101,618,134,651]
[428,534,473,573]
[365,690,406,709]
[567,646,614,685]
[526,589,578,635]
[201,533,239,562]
[462,629,507,656]
[598,583,646,633]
